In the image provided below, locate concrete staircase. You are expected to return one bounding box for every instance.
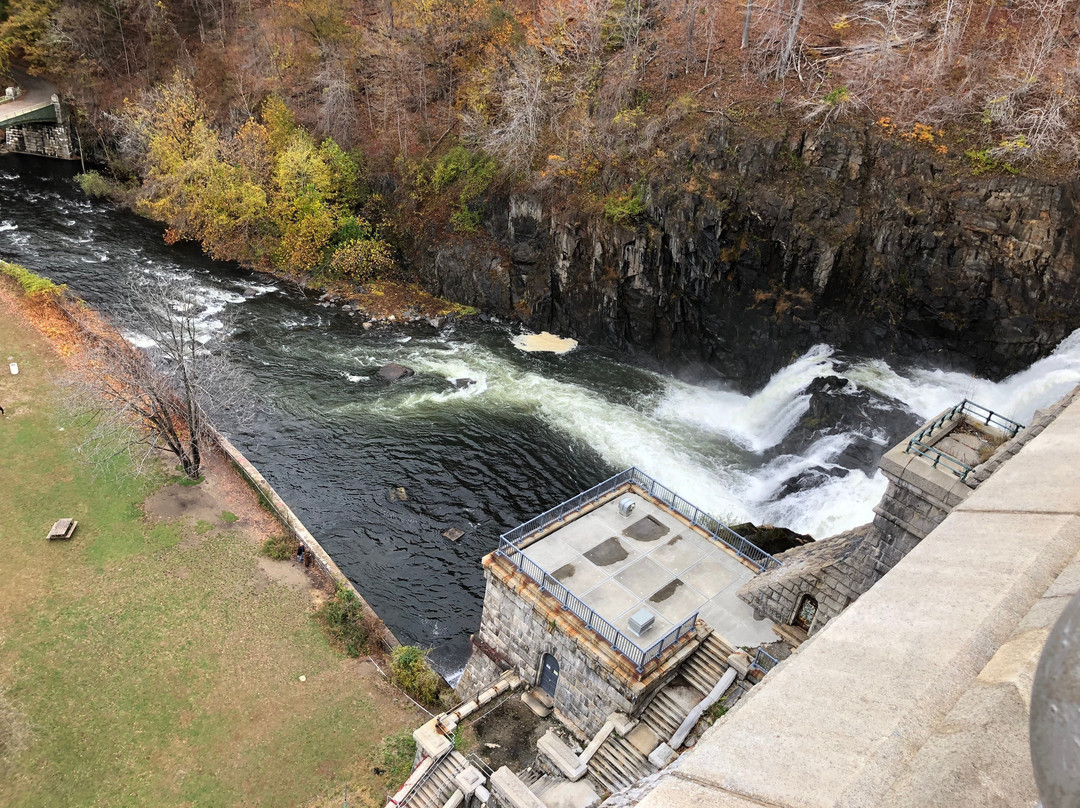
[639,688,685,740]
[526,772,561,801]
[680,633,733,696]
[399,751,468,808]
[588,734,655,794]
[586,632,736,796]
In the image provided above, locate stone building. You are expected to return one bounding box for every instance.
[457,468,778,740]
[738,399,1030,639]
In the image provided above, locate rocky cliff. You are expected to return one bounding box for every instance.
[410,121,1080,390]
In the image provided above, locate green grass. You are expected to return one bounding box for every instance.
[0,304,423,807]
[0,261,64,297]
[379,729,417,784]
[220,510,239,523]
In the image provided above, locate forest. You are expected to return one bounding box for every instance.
[3,0,1080,281]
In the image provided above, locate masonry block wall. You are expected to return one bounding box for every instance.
[4,95,75,159]
[459,557,654,740]
[738,527,876,635]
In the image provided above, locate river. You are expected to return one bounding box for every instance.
[5,154,1080,677]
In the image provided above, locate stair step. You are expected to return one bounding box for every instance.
[642,691,684,739]
[521,690,552,717]
[588,725,659,795]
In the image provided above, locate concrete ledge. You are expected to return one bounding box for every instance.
[213,431,398,646]
[414,718,453,759]
[634,400,1080,808]
[490,766,546,808]
[538,729,588,780]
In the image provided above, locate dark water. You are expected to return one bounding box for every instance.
[0,156,629,672]
[5,154,1079,675]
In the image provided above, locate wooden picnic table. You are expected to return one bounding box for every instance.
[47,518,77,540]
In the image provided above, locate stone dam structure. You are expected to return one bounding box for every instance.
[380,383,1080,808]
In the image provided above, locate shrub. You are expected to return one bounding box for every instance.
[328,237,397,283]
[431,145,498,233]
[260,534,293,560]
[390,645,441,706]
[602,182,646,225]
[76,170,113,199]
[317,585,371,657]
[0,261,64,298]
[380,728,417,784]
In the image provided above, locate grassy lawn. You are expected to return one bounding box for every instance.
[0,293,423,807]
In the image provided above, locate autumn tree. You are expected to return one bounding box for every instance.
[69,278,250,480]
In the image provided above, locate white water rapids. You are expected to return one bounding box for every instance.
[337,325,1080,540]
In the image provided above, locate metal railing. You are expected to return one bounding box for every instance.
[500,468,779,573]
[905,400,1025,482]
[497,467,779,672]
[750,647,780,675]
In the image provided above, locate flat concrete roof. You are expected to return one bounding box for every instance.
[520,492,776,649]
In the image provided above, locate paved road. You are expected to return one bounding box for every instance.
[0,68,58,125]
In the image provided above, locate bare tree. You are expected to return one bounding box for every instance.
[66,279,250,480]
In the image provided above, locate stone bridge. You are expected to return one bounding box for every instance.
[0,69,75,160]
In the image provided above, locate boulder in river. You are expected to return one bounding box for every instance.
[377,363,415,381]
[453,378,476,389]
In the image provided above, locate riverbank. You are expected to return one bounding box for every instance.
[0,283,426,806]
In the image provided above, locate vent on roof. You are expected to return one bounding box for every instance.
[618,497,636,517]
[628,609,655,636]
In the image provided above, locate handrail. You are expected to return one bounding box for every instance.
[500,467,779,573]
[497,467,779,672]
[750,647,780,675]
[904,399,1025,482]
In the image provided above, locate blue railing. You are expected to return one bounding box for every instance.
[750,647,780,676]
[496,467,779,671]
[905,400,1025,482]
[500,468,779,572]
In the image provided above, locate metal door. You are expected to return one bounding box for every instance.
[539,653,560,698]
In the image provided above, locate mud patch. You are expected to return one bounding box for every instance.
[144,481,225,525]
[584,536,629,567]
[649,579,683,604]
[469,694,554,773]
[257,557,313,592]
[623,515,669,543]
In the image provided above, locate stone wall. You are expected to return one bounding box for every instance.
[462,560,635,739]
[460,555,694,740]
[3,95,75,160]
[455,637,506,702]
[739,526,878,635]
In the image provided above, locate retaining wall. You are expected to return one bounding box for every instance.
[213,430,399,648]
[3,95,75,159]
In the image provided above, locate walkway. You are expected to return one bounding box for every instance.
[0,68,59,126]
[634,387,1080,807]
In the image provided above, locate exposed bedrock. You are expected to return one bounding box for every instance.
[408,120,1080,392]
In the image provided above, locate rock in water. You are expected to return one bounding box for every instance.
[453,378,476,389]
[377,363,415,381]
[389,487,408,501]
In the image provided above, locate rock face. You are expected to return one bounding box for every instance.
[410,121,1080,390]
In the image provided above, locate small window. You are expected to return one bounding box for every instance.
[794,594,818,631]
